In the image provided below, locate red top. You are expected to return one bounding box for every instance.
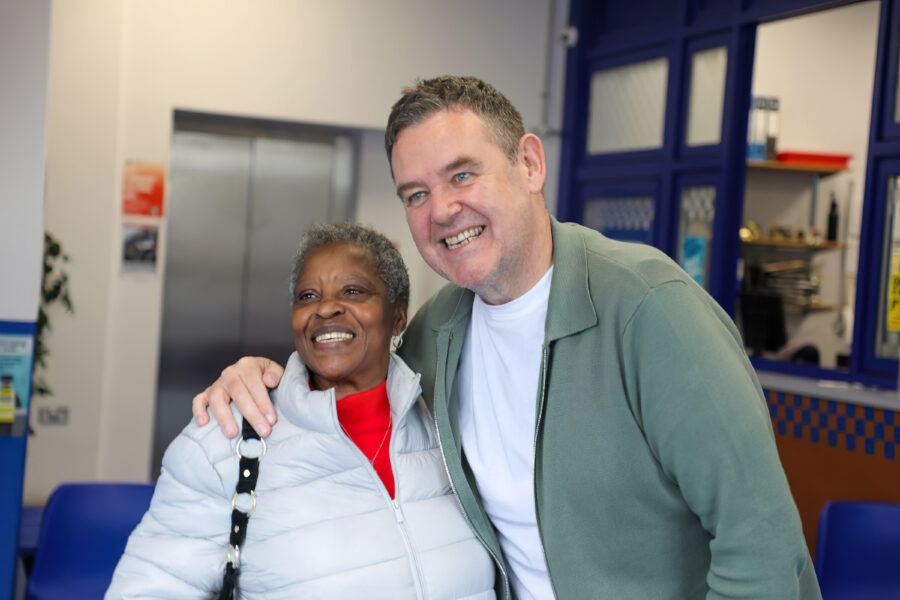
[335,380,395,498]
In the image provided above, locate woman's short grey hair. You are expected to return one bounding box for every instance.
[288,222,410,306]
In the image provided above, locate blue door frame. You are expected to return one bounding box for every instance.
[558,0,899,388]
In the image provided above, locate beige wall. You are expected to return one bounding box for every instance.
[24,0,569,503]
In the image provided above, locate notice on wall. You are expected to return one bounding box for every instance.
[122,222,159,268]
[887,252,900,332]
[0,334,33,436]
[122,161,165,217]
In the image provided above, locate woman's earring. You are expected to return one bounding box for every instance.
[391,334,404,352]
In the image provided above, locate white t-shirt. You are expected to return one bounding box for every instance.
[457,266,554,600]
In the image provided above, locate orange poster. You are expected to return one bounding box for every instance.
[122,161,165,217]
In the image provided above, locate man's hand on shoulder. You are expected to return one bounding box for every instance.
[191,356,284,438]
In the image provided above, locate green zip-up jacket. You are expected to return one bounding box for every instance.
[400,217,821,600]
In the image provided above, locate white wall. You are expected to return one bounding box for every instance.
[23,0,126,503]
[0,0,50,322]
[746,0,879,366]
[24,0,570,502]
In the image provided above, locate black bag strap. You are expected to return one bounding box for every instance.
[217,418,265,600]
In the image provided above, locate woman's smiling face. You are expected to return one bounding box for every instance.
[291,241,406,397]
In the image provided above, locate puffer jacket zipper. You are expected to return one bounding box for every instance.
[387,406,428,600]
[332,385,427,600]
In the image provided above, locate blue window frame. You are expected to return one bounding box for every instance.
[581,181,660,245]
[679,33,731,158]
[560,0,899,388]
[673,173,723,292]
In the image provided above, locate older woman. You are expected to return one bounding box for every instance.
[107,223,495,599]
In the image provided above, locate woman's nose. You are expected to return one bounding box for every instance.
[315,297,344,318]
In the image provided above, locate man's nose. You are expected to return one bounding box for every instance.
[430,186,462,224]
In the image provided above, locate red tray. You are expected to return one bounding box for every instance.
[776,151,851,168]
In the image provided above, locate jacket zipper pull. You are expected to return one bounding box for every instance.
[392,500,405,523]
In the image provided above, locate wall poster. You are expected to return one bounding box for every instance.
[122,161,165,217]
[0,334,33,437]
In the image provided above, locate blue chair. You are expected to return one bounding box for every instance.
[815,501,900,599]
[25,482,154,600]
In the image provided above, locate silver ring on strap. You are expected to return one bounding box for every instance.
[226,544,241,567]
[231,490,257,517]
[235,436,266,461]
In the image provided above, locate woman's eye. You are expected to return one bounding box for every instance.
[453,172,471,183]
[344,288,363,296]
[296,291,316,302]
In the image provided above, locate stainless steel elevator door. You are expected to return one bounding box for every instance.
[153,129,354,476]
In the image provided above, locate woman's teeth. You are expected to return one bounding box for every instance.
[444,226,484,250]
[314,332,354,343]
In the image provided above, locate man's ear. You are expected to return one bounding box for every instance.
[518,133,546,194]
[392,302,408,336]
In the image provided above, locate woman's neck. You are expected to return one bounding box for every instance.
[311,373,387,401]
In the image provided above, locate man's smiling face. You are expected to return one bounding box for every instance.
[391,108,551,304]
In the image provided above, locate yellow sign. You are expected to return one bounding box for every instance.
[888,252,900,332]
[0,334,32,433]
[0,375,15,423]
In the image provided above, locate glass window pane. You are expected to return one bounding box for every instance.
[583,197,655,244]
[587,58,668,154]
[678,186,716,288]
[686,46,727,147]
[875,176,900,359]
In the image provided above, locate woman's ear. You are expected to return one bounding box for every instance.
[392,302,408,336]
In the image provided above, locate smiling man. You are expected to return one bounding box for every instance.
[194,76,821,599]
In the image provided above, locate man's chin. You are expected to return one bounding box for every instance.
[449,270,493,297]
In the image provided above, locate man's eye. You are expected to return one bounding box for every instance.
[407,191,425,205]
[453,172,471,183]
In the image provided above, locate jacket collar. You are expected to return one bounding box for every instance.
[273,352,422,433]
[432,215,598,342]
[544,216,598,341]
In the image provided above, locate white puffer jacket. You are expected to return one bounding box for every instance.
[107,353,496,599]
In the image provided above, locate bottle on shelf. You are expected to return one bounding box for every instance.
[747,96,768,161]
[827,194,839,242]
[765,97,780,161]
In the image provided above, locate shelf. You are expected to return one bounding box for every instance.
[742,238,847,250]
[785,300,842,312]
[746,160,847,176]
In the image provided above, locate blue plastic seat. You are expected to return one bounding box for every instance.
[25,482,154,600]
[815,501,900,599]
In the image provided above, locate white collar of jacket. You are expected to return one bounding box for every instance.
[272,351,423,434]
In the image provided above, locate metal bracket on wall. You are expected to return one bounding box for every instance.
[37,406,68,426]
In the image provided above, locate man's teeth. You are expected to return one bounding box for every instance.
[444,226,484,250]
[314,332,354,343]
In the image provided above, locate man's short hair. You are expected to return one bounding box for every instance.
[384,75,525,171]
